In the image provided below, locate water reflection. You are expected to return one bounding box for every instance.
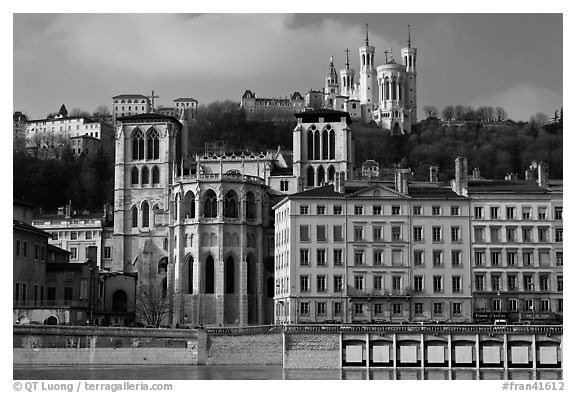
[13,366,562,380]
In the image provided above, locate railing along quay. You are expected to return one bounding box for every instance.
[205,324,563,335]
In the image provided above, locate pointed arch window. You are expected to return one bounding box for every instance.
[306,166,315,187]
[225,256,235,294]
[187,256,194,294]
[224,190,238,218]
[184,191,195,218]
[152,166,160,184]
[307,130,314,160]
[205,255,215,294]
[131,206,138,228]
[204,190,217,218]
[328,165,336,182]
[131,167,139,185]
[329,130,335,159]
[317,165,325,186]
[141,166,150,185]
[146,128,159,160]
[142,201,150,228]
[246,191,256,220]
[131,129,144,160]
[158,257,168,275]
[321,130,328,160]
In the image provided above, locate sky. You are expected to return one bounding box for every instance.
[13,13,563,121]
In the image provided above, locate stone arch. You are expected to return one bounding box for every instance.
[184,191,195,218]
[203,189,217,218]
[112,290,128,312]
[393,122,401,134]
[45,315,58,325]
[224,190,239,218]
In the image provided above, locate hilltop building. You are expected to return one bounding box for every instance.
[240,90,305,120]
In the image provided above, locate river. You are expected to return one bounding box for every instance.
[13,366,562,380]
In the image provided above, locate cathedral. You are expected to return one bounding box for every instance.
[322,25,417,134]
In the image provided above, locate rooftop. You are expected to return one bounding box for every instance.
[295,109,352,124]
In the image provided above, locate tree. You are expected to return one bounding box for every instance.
[495,107,507,122]
[441,106,454,122]
[136,284,174,327]
[59,104,68,117]
[93,105,111,116]
[69,107,92,118]
[454,105,465,121]
[530,112,549,128]
[422,105,438,118]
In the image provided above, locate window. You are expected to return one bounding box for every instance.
[392,206,400,215]
[299,205,309,215]
[413,227,423,242]
[522,207,531,220]
[432,276,443,293]
[538,274,550,291]
[475,274,485,291]
[555,228,563,243]
[316,225,327,241]
[392,276,402,291]
[392,303,402,315]
[414,303,423,315]
[204,190,218,218]
[506,227,516,242]
[539,250,550,266]
[451,206,460,216]
[523,275,534,291]
[374,275,383,290]
[300,249,310,266]
[373,225,383,241]
[70,247,78,259]
[554,207,563,220]
[556,252,563,266]
[506,207,516,220]
[433,303,443,315]
[332,225,344,242]
[354,275,364,290]
[131,206,138,228]
[392,250,402,266]
[556,276,563,292]
[333,205,343,215]
[557,299,563,312]
[64,287,73,301]
[508,299,518,312]
[432,206,441,215]
[34,245,39,260]
[354,225,364,241]
[373,249,383,266]
[354,205,364,215]
[414,250,424,267]
[354,249,365,266]
[540,299,550,312]
[491,274,501,291]
[224,191,238,218]
[451,226,461,242]
[300,276,310,292]
[452,303,462,315]
[413,206,422,215]
[317,275,327,292]
[104,246,112,259]
[316,249,326,266]
[524,299,534,312]
[316,205,326,215]
[373,205,382,215]
[474,206,483,219]
[433,250,443,267]
[507,251,517,266]
[71,231,78,240]
[333,249,343,266]
[492,298,502,311]
[333,275,343,292]
[538,228,548,242]
[85,231,93,240]
[490,207,499,219]
[131,129,145,160]
[354,303,364,315]
[374,303,383,315]
[452,276,462,293]
[142,201,150,227]
[451,250,461,267]
[490,227,500,243]
[432,227,442,242]
[522,251,533,267]
[538,207,547,220]
[414,276,424,292]
[316,302,326,315]
[300,302,309,315]
[300,225,310,242]
[491,251,501,266]
[522,227,532,242]
[333,302,342,316]
[474,227,485,242]
[391,226,401,241]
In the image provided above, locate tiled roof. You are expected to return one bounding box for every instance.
[47,244,70,254]
[290,185,343,198]
[13,220,51,237]
[408,186,467,199]
[173,98,198,102]
[117,113,182,127]
[112,94,149,99]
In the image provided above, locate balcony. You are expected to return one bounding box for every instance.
[13,299,90,309]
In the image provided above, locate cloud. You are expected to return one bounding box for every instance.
[470,83,562,122]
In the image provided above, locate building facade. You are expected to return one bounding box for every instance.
[240,90,305,120]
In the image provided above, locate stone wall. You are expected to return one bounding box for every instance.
[206,333,282,365]
[284,333,340,369]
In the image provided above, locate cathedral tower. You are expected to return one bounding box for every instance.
[359,24,377,120]
[401,25,417,123]
[340,48,356,97]
[323,56,339,108]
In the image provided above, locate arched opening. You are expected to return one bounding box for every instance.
[317,165,325,186]
[152,166,160,184]
[184,191,195,218]
[204,189,217,218]
[328,165,336,182]
[307,166,315,187]
[329,130,335,159]
[392,80,397,100]
[152,205,160,227]
[225,256,235,294]
[141,166,149,185]
[112,290,128,312]
[45,315,58,325]
[146,128,160,160]
[131,129,144,160]
[321,130,328,160]
[131,167,139,185]
[161,276,167,298]
[247,254,257,295]
[142,201,150,227]
[131,206,138,228]
[246,191,256,220]
[205,255,215,294]
[224,190,238,218]
[307,130,314,160]
[314,131,320,160]
[158,257,168,275]
[186,255,194,294]
[393,122,401,134]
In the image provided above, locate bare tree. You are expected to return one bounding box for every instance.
[422,105,439,118]
[454,105,465,121]
[530,112,549,128]
[441,105,455,122]
[69,108,92,118]
[93,105,111,116]
[495,107,507,122]
[136,284,174,327]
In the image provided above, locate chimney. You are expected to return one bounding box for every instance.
[429,165,439,183]
[334,171,346,194]
[57,206,64,216]
[472,167,481,180]
[453,157,468,196]
[395,168,410,194]
[525,166,537,181]
[505,173,518,181]
[537,162,549,188]
[65,202,72,219]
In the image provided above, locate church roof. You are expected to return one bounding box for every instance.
[117,113,182,128]
[173,98,198,102]
[295,109,352,124]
